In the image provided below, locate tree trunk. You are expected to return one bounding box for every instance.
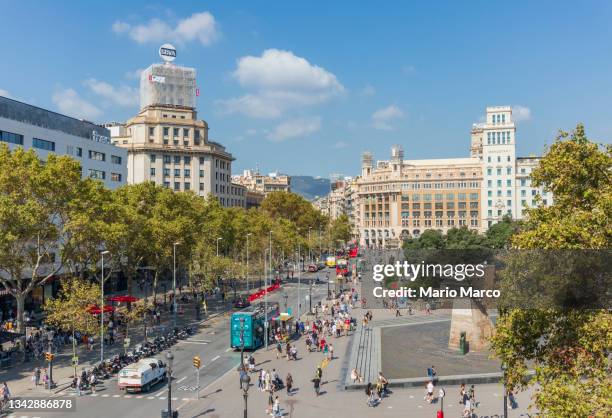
[14,292,26,335]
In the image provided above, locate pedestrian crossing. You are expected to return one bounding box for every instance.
[57,390,195,402]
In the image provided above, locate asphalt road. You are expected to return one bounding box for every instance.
[16,270,338,418]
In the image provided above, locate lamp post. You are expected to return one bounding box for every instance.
[164,351,175,418]
[296,244,301,320]
[501,363,508,418]
[327,274,331,300]
[239,317,246,372]
[172,242,180,330]
[216,237,223,257]
[264,231,272,350]
[246,233,252,292]
[241,373,251,418]
[47,330,55,389]
[308,227,312,263]
[100,250,109,364]
[283,292,288,312]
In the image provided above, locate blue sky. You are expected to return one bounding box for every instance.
[1,0,611,177]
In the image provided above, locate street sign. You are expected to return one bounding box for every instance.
[123,337,130,348]
[72,356,78,366]
[439,388,445,398]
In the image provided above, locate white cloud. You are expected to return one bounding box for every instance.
[83,78,138,107]
[267,117,321,142]
[52,89,102,121]
[217,49,343,119]
[372,105,405,130]
[124,68,145,80]
[512,105,531,122]
[333,141,348,149]
[0,89,12,98]
[112,12,219,46]
[360,85,376,96]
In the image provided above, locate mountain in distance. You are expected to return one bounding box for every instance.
[290,175,330,201]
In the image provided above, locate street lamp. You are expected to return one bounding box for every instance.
[246,233,252,292]
[308,227,312,263]
[172,242,180,330]
[241,372,251,418]
[216,237,223,257]
[283,292,288,312]
[239,317,246,372]
[47,329,55,389]
[163,351,175,418]
[327,274,331,300]
[501,362,508,418]
[100,250,110,364]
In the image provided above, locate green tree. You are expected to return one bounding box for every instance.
[485,215,518,249]
[490,124,612,417]
[0,146,85,333]
[44,278,102,376]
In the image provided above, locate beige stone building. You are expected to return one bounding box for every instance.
[232,169,291,195]
[358,147,482,248]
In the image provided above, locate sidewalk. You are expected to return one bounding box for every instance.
[177,302,534,418]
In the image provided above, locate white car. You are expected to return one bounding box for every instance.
[118,358,167,392]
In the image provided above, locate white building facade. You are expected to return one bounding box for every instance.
[0,96,127,189]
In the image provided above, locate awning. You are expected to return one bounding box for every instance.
[107,295,140,303]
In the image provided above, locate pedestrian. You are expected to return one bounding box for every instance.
[459,383,466,405]
[424,380,434,403]
[286,372,293,395]
[351,368,363,383]
[365,382,377,407]
[276,341,282,359]
[1,382,10,407]
[425,302,431,314]
[42,369,48,388]
[328,343,334,360]
[33,367,40,387]
[88,335,94,351]
[312,375,321,396]
[89,372,97,393]
[272,395,281,417]
[76,376,82,396]
[248,355,256,373]
[258,370,265,391]
[469,384,476,407]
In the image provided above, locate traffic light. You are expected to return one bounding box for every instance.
[45,352,54,362]
[193,355,201,369]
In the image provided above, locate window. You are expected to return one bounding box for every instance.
[199,170,205,177]
[487,156,491,163]
[521,199,527,206]
[88,169,105,180]
[195,130,200,140]
[150,154,157,163]
[497,156,501,163]
[446,202,455,209]
[174,182,180,191]
[184,156,191,164]
[173,128,179,137]
[446,193,454,200]
[532,190,537,196]
[184,182,190,190]
[163,168,170,177]
[149,127,155,137]
[497,190,502,197]
[488,210,492,216]
[487,191,492,197]
[184,169,191,177]
[446,211,455,218]
[173,156,181,164]
[33,138,55,151]
[507,167,512,175]
[163,155,171,164]
[88,150,105,161]
[183,128,189,137]
[111,155,122,164]
[76,147,82,157]
[199,183,204,191]
[497,180,502,187]
[507,155,511,162]
[163,127,169,137]
[174,168,180,177]
[502,114,506,123]
[521,190,526,197]
[164,181,170,188]
[0,130,24,145]
[521,168,526,174]
[488,200,492,207]
[469,193,478,200]
[199,157,205,164]
[507,190,512,196]
[506,179,512,187]
[497,168,502,175]
[150,167,156,176]
[111,173,122,182]
[487,180,492,187]
[507,200,512,207]
[487,168,492,175]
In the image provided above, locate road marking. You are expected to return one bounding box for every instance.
[147,396,155,399]
[211,355,220,362]
[90,394,99,397]
[186,339,211,343]
[153,388,167,397]
[171,397,178,401]
[176,376,187,384]
[182,398,190,401]
[112,394,120,398]
[124,395,132,398]
[179,341,208,345]
[102,394,110,397]
[225,347,232,352]
[135,395,143,399]
[159,397,167,400]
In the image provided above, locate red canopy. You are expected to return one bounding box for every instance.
[86,305,115,314]
[107,295,139,303]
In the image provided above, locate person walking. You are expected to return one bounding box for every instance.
[276,341,282,359]
[328,343,334,360]
[0,382,10,411]
[89,372,97,394]
[286,373,293,395]
[272,395,281,418]
[350,368,363,383]
[33,367,41,387]
[312,375,321,396]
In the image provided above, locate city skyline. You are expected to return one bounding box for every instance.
[1,0,611,177]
